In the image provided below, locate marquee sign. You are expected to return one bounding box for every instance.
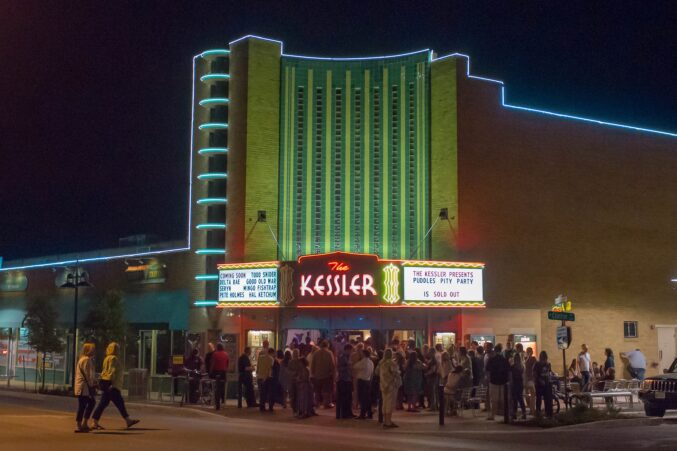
[402,261,484,306]
[217,262,279,306]
[216,253,484,308]
[295,252,381,307]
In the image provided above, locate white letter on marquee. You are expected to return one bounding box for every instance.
[314,275,325,296]
[300,275,314,296]
[362,275,376,296]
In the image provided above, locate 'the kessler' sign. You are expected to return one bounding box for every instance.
[294,252,381,307]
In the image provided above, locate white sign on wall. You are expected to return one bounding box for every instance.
[403,266,483,302]
[218,268,278,302]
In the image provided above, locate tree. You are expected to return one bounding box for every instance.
[24,297,63,391]
[82,290,130,360]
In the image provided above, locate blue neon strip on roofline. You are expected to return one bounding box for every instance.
[0,247,189,272]
[195,274,219,281]
[200,49,230,58]
[199,98,229,106]
[197,173,228,180]
[198,147,228,155]
[197,197,227,205]
[200,74,230,82]
[194,300,218,307]
[196,223,226,230]
[195,249,226,255]
[431,52,677,138]
[198,123,228,131]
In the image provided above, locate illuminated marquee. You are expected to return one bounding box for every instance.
[217,261,280,307]
[295,252,381,307]
[402,261,484,306]
[216,254,485,308]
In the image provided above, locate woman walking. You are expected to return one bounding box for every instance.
[377,348,401,428]
[91,342,139,429]
[74,343,97,433]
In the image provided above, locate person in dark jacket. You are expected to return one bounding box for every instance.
[510,352,527,420]
[486,343,510,420]
[238,347,257,407]
[533,351,553,418]
[336,344,355,419]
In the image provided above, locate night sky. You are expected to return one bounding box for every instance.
[1,1,675,261]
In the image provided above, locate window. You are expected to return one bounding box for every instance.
[624,321,638,339]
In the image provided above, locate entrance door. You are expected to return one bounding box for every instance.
[138,330,156,375]
[657,326,677,373]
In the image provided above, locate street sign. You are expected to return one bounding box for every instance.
[548,311,575,321]
[556,326,571,350]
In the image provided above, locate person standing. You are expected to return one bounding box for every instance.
[524,347,537,415]
[267,348,281,410]
[256,345,273,412]
[403,351,424,412]
[74,343,97,433]
[603,348,616,380]
[533,351,553,418]
[336,344,355,419]
[279,350,292,409]
[210,343,229,409]
[424,348,439,411]
[578,344,592,390]
[511,352,527,420]
[377,348,401,428]
[295,357,316,419]
[238,347,257,407]
[204,342,215,378]
[458,347,473,381]
[91,342,139,430]
[310,340,335,409]
[486,343,510,421]
[287,349,301,413]
[353,349,374,419]
[621,348,647,380]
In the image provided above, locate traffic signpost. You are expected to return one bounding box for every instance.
[548,311,575,321]
[549,296,575,410]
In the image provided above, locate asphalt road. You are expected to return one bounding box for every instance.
[1,392,677,451]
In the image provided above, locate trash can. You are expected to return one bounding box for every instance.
[127,368,148,401]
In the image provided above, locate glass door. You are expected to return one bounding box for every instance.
[138,330,156,374]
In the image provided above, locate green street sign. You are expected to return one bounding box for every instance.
[548,311,575,321]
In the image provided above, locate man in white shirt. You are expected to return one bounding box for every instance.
[621,349,647,380]
[353,350,374,419]
[578,344,592,390]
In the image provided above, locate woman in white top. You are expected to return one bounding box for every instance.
[74,342,97,433]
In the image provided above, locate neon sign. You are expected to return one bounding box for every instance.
[299,259,376,297]
[295,252,381,306]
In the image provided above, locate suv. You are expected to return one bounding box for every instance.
[639,358,677,417]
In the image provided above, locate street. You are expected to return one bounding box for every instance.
[1,391,677,450]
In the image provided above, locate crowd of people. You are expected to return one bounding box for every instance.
[190,335,648,426]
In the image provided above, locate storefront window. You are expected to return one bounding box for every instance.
[434,332,456,350]
[247,330,275,361]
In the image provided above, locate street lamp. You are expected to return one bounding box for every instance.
[60,263,92,390]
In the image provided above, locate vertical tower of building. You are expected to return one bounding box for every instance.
[190,49,230,314]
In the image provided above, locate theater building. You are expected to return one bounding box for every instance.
[189,35,677,376]
[2,35,676,384]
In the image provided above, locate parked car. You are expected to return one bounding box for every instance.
[639,358,677,417]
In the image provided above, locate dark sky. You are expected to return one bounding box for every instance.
[1,1,675,261]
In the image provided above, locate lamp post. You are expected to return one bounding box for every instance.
[60,263,92,390]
